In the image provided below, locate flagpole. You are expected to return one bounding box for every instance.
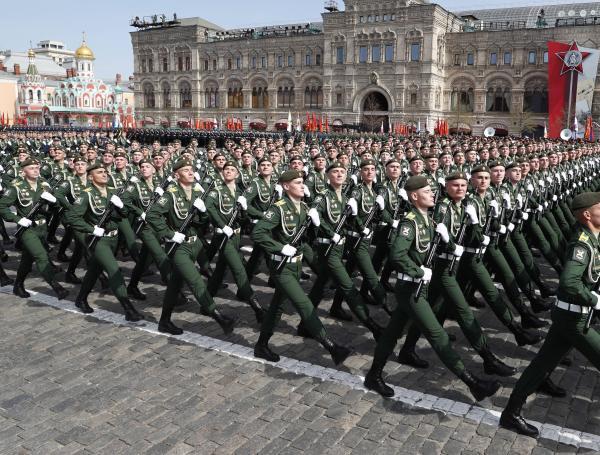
[566,71,575,130]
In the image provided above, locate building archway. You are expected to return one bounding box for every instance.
[361,91,389,132]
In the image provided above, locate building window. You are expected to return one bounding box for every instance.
[359,16,365,23]
[162,58,168,72]
[212,59,217,70]
[316,54,321,66]
[336,46,345,64]
[205,86,219,108]
[543,51,548,63]
[489,52,497,65]
[305,52,312,66]
[385,44,394,62]
[148,58,153,72]
[410,43,421,62]
[178,56,183,71]
[288,55,294,67]
[143,84,155,108]
[451,88,474,112]
[278,55,283,67]
[252,86,269,108]
[524,84,548,113]
[359,46,368,63]
[372,45,381,62]
[227,83,243,108]
[504,51,512,65]
[228,59,232,70]
[204,60,209,71]
[236,57,241,69]
[454,54,461,66]
[528,51,537,64]
[336,93,343,105]
[486,86,511,112]
[162,82,171,108]
[466,52,474,65]
[252,56,257,69]
[277,84,295,107]
[409,93,417,105]
[261,56,266,68]
[185,56,191,71]
[304,82,323,108]
[179,81,192,108]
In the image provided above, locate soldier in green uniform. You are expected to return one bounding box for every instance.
[146,159,235,335]
[64,163,143,321]
[364,175,501,402]
[252,170,351,365]
[0,158,68,300]
[501,191,600,438]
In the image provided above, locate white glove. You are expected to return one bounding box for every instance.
[362,227,371,236]
[194,172,201,181]
[516,194,523,208]
[154,187,164,196]
[140,212,146,221]
[237,195,247,210]
[303,186,311,198]
[507,222,515,232]
[281,244,297,257]
[521,212,529,221]
[482,235,490,246]
[171,232,185,244]
[543,201,549,209]
[489,200,499,217]
[453,245,464,258]
[437,177,446,186]
[375,195,385,210]
[347,198,358,216]
[537,204,543,212]
[303,166,309,175]
[538,179,545,187]
[40,191,56,203]
[275,184,283,198]
[465,205,479,225]
[399,188,408,201]
[526,184,534,193]
[17,218,32,228]
[552,195,558,202]
[435,223,450,243]
[222,225,234,238]
[193,198,206,213]
[92,226,105,237]
[502,193,511,208]
[420,266,432,283]
[392,219,400,229]
[499,225,507,235]
[592,292,600,309]
[351,174,358,185]
[308,208,320,227]
[332,233,342,245]
[110,194,124,209]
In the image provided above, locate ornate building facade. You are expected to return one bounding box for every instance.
[130,1,600,136]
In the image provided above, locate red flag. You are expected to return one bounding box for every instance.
[325,116,329,133]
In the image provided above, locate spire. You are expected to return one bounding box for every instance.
[26,43,39,79]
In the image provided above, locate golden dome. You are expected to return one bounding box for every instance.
[75,35,95,60]
[27,48,35,58]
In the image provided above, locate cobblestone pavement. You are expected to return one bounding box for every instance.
[1,244,599,454]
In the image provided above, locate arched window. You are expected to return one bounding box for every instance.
[205,82,219,108]
[252,82,269,109]
[227,81,243,108]
[70,94,75,107]
[37,90,42,102]
[179,81,192,108]
[486,81,511,112]
[143,83,155,108]
[304,79,323,108]
[523,79,548,113]
[277,79,295,108]
[162,82,171,108]
[450,86,474,112]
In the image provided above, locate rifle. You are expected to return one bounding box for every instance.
[584,281,599,334]
[166,181,215,257]
[14,174,63,238]
[350,188,382,250]
[387,178,409,242]
[215,201,242,253]
[500,184,521,246]
[448,199,469,275]
[476,203,496,260]
[87,185,128,251]
[324,204,352,258]
[134,175,174,235]
[516,185,533,233]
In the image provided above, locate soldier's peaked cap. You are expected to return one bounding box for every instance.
[572,192,600,211]
[404,175,429,192]
[279,170,304,182]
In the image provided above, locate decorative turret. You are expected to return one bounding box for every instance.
[75,32,95,79]
[20,44,45,105]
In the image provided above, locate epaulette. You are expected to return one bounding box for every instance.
[579,232,589,242]
[83,187,92,192]
[168,187,178,193]
[274,200,286,207]
[13,180,21,187]
[406,212,416,220]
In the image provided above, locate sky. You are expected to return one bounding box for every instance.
[0,0,579,81]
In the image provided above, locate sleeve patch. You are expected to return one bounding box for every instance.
[400,223,413,238]
[158,197,167,206]
[265,210,274,220]
[74,197,83,205]
[573,246,588,263]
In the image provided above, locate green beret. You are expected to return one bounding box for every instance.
[289,155,303,163]
[446,171,468,182]
[572,192,600,211]
[151,151,163,159]
[223,161,238,170]
[20,158,40,168]
[404,175,429,192]
[138,159,155,168]
[172,159,193,171]
[385,158,400,167]
[114,151,127,159]
[408,155,424,163]
[326,161,346,173]
[505,161,521,170]
[86,162,104,173]
[279,170,304,183]
[102,149,114,156]
[336,152,348,159]
[360,159,376,168]
[312,153,326,161]
[212,152,225,160]
[73,155,87,164]
[257,157,271,165]
[471,164,490,174]
[488,160,504,169]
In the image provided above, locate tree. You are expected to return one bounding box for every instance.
[511,109,539,136]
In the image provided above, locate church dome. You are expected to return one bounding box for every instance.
[75,38,95,60]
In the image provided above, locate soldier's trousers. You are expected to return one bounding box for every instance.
[245,243,266,279]
[79,236,128,300]
[524,219,561,267]
[117,219,140,262]
[16,228,54,283]
[162,240,215,321]
[510,230,541,281]
[373,281,465,377]
[338,237,386,302]
[510,307,600,402]
[538,215,561,253]
[260,259,326,339]
[485,243,524,302]
[208,233,253,300]
[131,227,170,285]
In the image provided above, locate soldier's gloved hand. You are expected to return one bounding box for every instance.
[453,245,464,258]
[552,195,558,202]
[275,184,283,198]
[362,227,371,236]
[92,226,105,237]
[347,198,358,216]
[543,201,549,209]
[520,212,529,221]
[516,193,523,208]
[489,200,499,217]
[332,233,342,245]
[498,225,507,235]
[419,266,432,283]
[110,195,124,209]
[375,195,385,210]
[538,179,545,187]
[17,217,32,228]
[140,212,146,221]
[437,177,446,187]
[222,225,234,238]
[592,291,600,308]
[465,205,479,225]
[308,208,320,227]
[537,204,543,212]
[399,188,408,201]
[502,193,511,208]
[41,191,57,204]
[193,198,206,213]
[435,223,450,243]
[170,232,185,244]
[194,172,201,181]
[237,196,247,211]
[281,244,297,257]
[526,183,534,193]
[303,166,309,175]
[392,219,400,229]
[351,174,358,185]
[507,222,515,232]
[303,186,311,198]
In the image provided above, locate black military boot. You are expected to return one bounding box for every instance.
[507,320,543,346]
[0,266,13,286]
[127,284,147,301]
[500,395,539,437]
[513,298,547,328]
[254,333,280,362]
[329,293,353,321]
[64,271,82,284]
[49,280,69,300]
[296,321,314,339]
[118,298,143,322]
[459,370,501,401]
[318,335,351,365]
[534,278,556,298]
[480,346,517,377]
[364,360,394,397]
[158,319,183,335]
[211,309,235,334]
[537,376,566,398]
[246,296,265,323]
[56,251,71,263]
[98,273,109,290]
[525,285,554,313]
[397,346,429,369]
[75,290,94,314]
[12,278,30,298]
[362,316,384,341]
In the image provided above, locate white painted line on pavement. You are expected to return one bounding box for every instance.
[3,286,600,451]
